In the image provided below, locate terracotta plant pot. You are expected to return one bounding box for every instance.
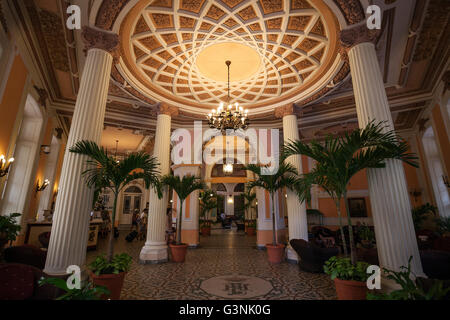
[169,243,188,262]
[247,227,255,236]
[334,278,368,300]
[266,243,285,263]
[201,226,211,236]
[90,272,126,300]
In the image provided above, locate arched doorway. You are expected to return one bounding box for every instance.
[120,185,143,225]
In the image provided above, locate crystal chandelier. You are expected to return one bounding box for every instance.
[207,61,249,134]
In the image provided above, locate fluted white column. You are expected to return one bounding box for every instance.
[37,130,62,222]
[140,104,177,263]
[44,28,118,275]
[276,106,308,262]
[344,31,423,275]
[44,46,115,275]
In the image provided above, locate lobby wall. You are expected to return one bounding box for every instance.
[27,120,54,220]
[0,53,28,201]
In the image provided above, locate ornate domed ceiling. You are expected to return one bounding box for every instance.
[118,0,342,114]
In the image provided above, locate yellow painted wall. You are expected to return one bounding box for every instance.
[0,55,27,156]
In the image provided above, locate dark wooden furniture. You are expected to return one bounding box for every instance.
[290,239,339,273]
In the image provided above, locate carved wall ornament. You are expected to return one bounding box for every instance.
[157,103,179,117]
[95,0,131,30]
[34,86,49,108]
[274,104,297,118]
[333,0,365,25]
[340,23,381,50]
[82,27,120,60]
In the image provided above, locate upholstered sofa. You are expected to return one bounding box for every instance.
[290,239,339,273]
[0,263,62,300]
[3,245,47,270]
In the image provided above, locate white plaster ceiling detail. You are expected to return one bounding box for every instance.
[129,0,330,107]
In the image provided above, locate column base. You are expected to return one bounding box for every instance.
[286,246,299,264]
[139,242,168,264]
[43,267,70,276]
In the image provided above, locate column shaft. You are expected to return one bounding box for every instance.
[349,42,423,275]
[283,114,308,261]
[44,49,113,275]
[140,114,171,263]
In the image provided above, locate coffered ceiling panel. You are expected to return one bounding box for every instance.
[118,0,340,111]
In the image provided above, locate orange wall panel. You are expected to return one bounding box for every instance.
[0,55,28,156]
[347,170,368,190]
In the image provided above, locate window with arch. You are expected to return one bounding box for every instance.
[124,186,142,193]
[234,183,245,192]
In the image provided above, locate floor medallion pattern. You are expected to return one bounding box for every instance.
[87,229,336,300]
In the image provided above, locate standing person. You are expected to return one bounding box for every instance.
[131,209,139,231]
[138,208,148,240]
[166,208,175,244]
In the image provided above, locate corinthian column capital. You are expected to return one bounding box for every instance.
[274,104,297,118]
[340,24,381,51]
[157,102,179,117]
[82,26,119,60]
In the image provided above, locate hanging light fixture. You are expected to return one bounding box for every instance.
[223,163,233,174]
[0,155,14,177]
[207,60,249,134]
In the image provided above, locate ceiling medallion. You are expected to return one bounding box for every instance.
[207,61,249,134]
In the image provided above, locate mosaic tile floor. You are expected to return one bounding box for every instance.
[87,228,336,300]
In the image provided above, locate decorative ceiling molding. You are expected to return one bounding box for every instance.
[82,26,120,60]
[117,0,341,112]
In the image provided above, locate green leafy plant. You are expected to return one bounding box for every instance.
[247,220,257,228]
[161,175,205,245]
[411,203,437,231]
[70,140,161,265]
[245,160,297,246]
[199,189,217,227]
[0,213,21,242]
[367,256,450,300]
[435,216,450,236]
[38,277,110,300]
[324,256,370,282]
[243,190,257,221]
[358,224,375,242]
[285,120,419,264]
[88,253,132,276]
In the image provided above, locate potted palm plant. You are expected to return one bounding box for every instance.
[245,160,297,263]
[199,189,217,236]
[161,175,205,262]
[0,213,21,258]
[243,190,257,235]
[70,140,161,299]
[285,121,419,299]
